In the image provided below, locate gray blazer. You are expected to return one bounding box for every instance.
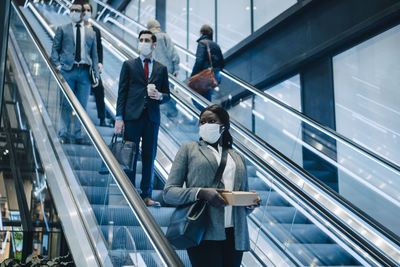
[51,23,99,77]
[163,141,251,251]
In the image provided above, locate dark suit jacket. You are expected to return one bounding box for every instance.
[116,57,170,123]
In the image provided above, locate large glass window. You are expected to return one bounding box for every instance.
[217,0,251,52]
[333,24,400,236]
[166,0,187,48]
[333,24,400,166]
[124,0,139,20]
[255,75,302,164]
[253,0,297,31]
[188,0,215,53]
[138,0,155,24]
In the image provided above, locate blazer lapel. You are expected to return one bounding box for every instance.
[229,150,245,191]
[67,23,75,47]
[135,57,147,82]
[148,60,158,83]
[198,141,218,174]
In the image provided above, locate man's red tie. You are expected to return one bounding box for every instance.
[144,58,150,83]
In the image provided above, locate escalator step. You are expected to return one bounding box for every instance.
[267,223,333,244]
[91,205,175,226]
[253,206,310,224]
[286,243,361,266]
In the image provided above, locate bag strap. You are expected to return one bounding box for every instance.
[112,134,124,144]
[203,40,213,68]
[211,148,228,187]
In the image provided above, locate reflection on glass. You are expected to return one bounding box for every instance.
[125,0,139,21]
[253,0,296,31]
[188,0,215,53]
[166,0,187,49]
[138,0,155,24]
[217,0,251,52]
[333,24,400,236]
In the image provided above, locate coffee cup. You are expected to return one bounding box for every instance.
[147,84,156,96]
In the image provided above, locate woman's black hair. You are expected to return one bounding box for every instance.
[199,104,233,148]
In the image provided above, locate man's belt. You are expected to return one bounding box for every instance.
[73,63,90,68]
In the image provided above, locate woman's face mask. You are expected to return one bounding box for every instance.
[70,11,82,23]
[199,123,222,144]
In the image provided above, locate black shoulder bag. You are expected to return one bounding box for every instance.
[166,147,228,249]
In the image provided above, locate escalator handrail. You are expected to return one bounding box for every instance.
[34,1,400,263]
[87,0,400,174]
[14,2,183,266]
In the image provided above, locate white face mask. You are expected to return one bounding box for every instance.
[83,11,91,21]
[199,123,222,144]
[138,42,153,56]
[70,11,82,23]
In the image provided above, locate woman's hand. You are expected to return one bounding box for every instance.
[246,190,261,210]
[198,188,226,207]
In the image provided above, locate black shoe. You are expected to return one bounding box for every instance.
[100,119,112,127]
[59,136,70,144]
[74,138,91,145]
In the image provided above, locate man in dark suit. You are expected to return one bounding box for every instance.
[51,1,99,144]
[115,30,170,206]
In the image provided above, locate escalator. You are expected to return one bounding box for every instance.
[8,1,400,266]
[68,0,400,246]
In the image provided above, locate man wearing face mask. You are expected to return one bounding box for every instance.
[115,30,170,206]
[51,2,99,144]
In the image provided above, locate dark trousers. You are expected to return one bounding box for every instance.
[124,110,159,199]
[91,78,105,121]
[187,228,243,267]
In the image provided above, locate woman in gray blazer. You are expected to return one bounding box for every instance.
[163,104,258,267]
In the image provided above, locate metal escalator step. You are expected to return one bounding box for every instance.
[286,243,361,266]
[248,177,270,191]
[68,155,103,171]
[108,249,191,267]
[100,225,167,250]
[267,223,333,244]
[75,170,115,187]
[83,186,109,205]
[253,206,310,224]
[63,144,99,158]
[260,191,290,206]
[91,205,175,226]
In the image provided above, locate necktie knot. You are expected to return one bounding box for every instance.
[144,58,150,63]
[76,24,81,28]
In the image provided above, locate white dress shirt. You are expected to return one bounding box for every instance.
[72,21,88,65]
[208,145,236,228]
